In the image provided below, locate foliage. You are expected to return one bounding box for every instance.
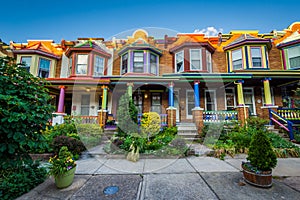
[48,146,76,177]
[51,136,87,158]
[0,161,47,200]
[247,129,277,171]
[140,112,161,140]
[76,123,103,149]
[0,57,55,168]
[116,92,138,136]
[43,120,77,142]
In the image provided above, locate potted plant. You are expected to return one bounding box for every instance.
[242,129,277,188]
[48,146,77,188]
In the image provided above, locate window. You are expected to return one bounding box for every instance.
[243,88,256,115]
[81,95,90,115]
[186,90,195,118]
[121,53,128,74]
[94,55,104,76]
[150,53,157,75]
[151,93,161,114]
[175,51,184,72]
[68,57,72,77]
[287,46,300,69]
[205,90,217,111]
[232,49,243,70]
[76,54,88,75]
[38,58,50,78]
[251,47,262,67]
[20,56,31,72]
[206,50,212,72]
[190,49,202,70]
[225,88,236,110]
[133,51,144,72]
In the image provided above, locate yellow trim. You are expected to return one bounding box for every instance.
[263,80,272,105]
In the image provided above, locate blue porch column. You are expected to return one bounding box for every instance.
[168,82,174,107]
[194,80,200,108]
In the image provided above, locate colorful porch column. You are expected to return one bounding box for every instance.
[52,85,66,125]
[235,80,249,126]
[167,82,176,127]
[192,80,204,134]
[98,85,108,128]
[261,78,278,120]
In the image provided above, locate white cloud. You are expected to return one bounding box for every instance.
[194,27,224,36]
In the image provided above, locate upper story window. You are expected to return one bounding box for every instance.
[206,50,212,73]
[287,45,300,69]
[38,58,50,78]
[232,48,243,70]
[20,56,32,72]
[133,51,144,72]
[76,54,88,75]
[175,51,184,72]
[251,47,262,68]
[94,55,104,76]
[150,53,158,74]
[121,53,128,74]
[190,49,202,70]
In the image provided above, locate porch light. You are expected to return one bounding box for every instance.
[86,87,91,92]
[144,93,148,98]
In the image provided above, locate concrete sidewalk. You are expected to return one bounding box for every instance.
[18,154,300,200]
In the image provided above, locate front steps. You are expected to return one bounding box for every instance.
[177,123,200,142]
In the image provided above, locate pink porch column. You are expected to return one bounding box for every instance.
[57,85,65,113]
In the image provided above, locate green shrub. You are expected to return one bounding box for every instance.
[51,136,86,158]
[0,161,47,200]
[140,112,161,140]
[247,129,277,171]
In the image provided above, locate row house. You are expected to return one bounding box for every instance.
[9,22,300,139]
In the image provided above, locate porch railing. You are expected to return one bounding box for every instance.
[269,109,294,140]
[72,116,99,124]
[277,108,300,122]
[203,110,238,123]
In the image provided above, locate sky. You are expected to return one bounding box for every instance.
[1,0,299,44]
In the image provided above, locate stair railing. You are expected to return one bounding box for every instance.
[269,109,294,140]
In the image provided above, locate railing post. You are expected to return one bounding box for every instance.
[287,121,294,141]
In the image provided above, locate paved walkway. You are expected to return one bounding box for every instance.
[18,150,300,200]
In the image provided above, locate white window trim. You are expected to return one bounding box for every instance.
[206,50,212,73]
[76,54,88,75]
[93,55,104,76]
[204,89,217,111]
[287,45,300,69]
[186,90,194,119]
[250,46,263,68]
[149,52,159,75]
[243,87,256,115]
[175,50,184,73]
[225,87,236,110]
[231,48,243,70]
[189,49,202,70]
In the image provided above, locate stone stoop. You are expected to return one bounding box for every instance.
[265,125,280,134]
[177,123,200,142]
[102,127,117,143]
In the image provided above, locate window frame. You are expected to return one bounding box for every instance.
[38,57,51,78]
[121,53,129,74]
[206,50,212,73]
[287,45,300,69]
[243,87,256,116]
[186,90,195,119]
[93,55,104,76]
[231,48,243,70]
[250,47,263,68]
[204,90,217,111]
[133,51,144,73]
[189,49,202,70]
[175,50,184,73]
[20,56,32,72]
[75,54,88,75]
[225,87,236,111]
[149,52,158,75]
[81,94,90,116]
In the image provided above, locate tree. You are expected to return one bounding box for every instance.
[0,57,54,168]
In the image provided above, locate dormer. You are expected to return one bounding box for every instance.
[276,22,300,70]
[65,39,112,77]
[169,34,216,73]
[224,33,271,72]
[117,30,163,76]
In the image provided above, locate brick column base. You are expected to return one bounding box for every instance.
[98,110,108,128]
[192,107,204,135]
[236,106,249,126]
[261,106,278,120]
[166,107,177,127]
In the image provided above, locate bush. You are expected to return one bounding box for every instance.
[247,129,277,171]
[0,161,47,200]
[51,136,86,158]
[76,124,103,149]
[140,112,161,140]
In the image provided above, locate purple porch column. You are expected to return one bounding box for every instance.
[57,86,65,113]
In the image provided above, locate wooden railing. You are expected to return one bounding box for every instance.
[72,116,99,124]
[269,109,294,140]
[277,108,300,121]
[203,110,238,123]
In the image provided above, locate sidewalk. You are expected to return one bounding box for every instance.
[17,151,300,200]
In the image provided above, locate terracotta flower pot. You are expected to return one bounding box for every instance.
[54,167,76,189]
[241,163,272,188]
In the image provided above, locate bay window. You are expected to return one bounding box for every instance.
[190,49,202,70]
[76,54,88,75]
[133,51,144,72]
[232,49,243,70]
[20,56,32,72]
[38,58,50,78]
[94,55,104,76]
[251,47,262,68]
[287,45,300,69]
[175,51,184,72]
